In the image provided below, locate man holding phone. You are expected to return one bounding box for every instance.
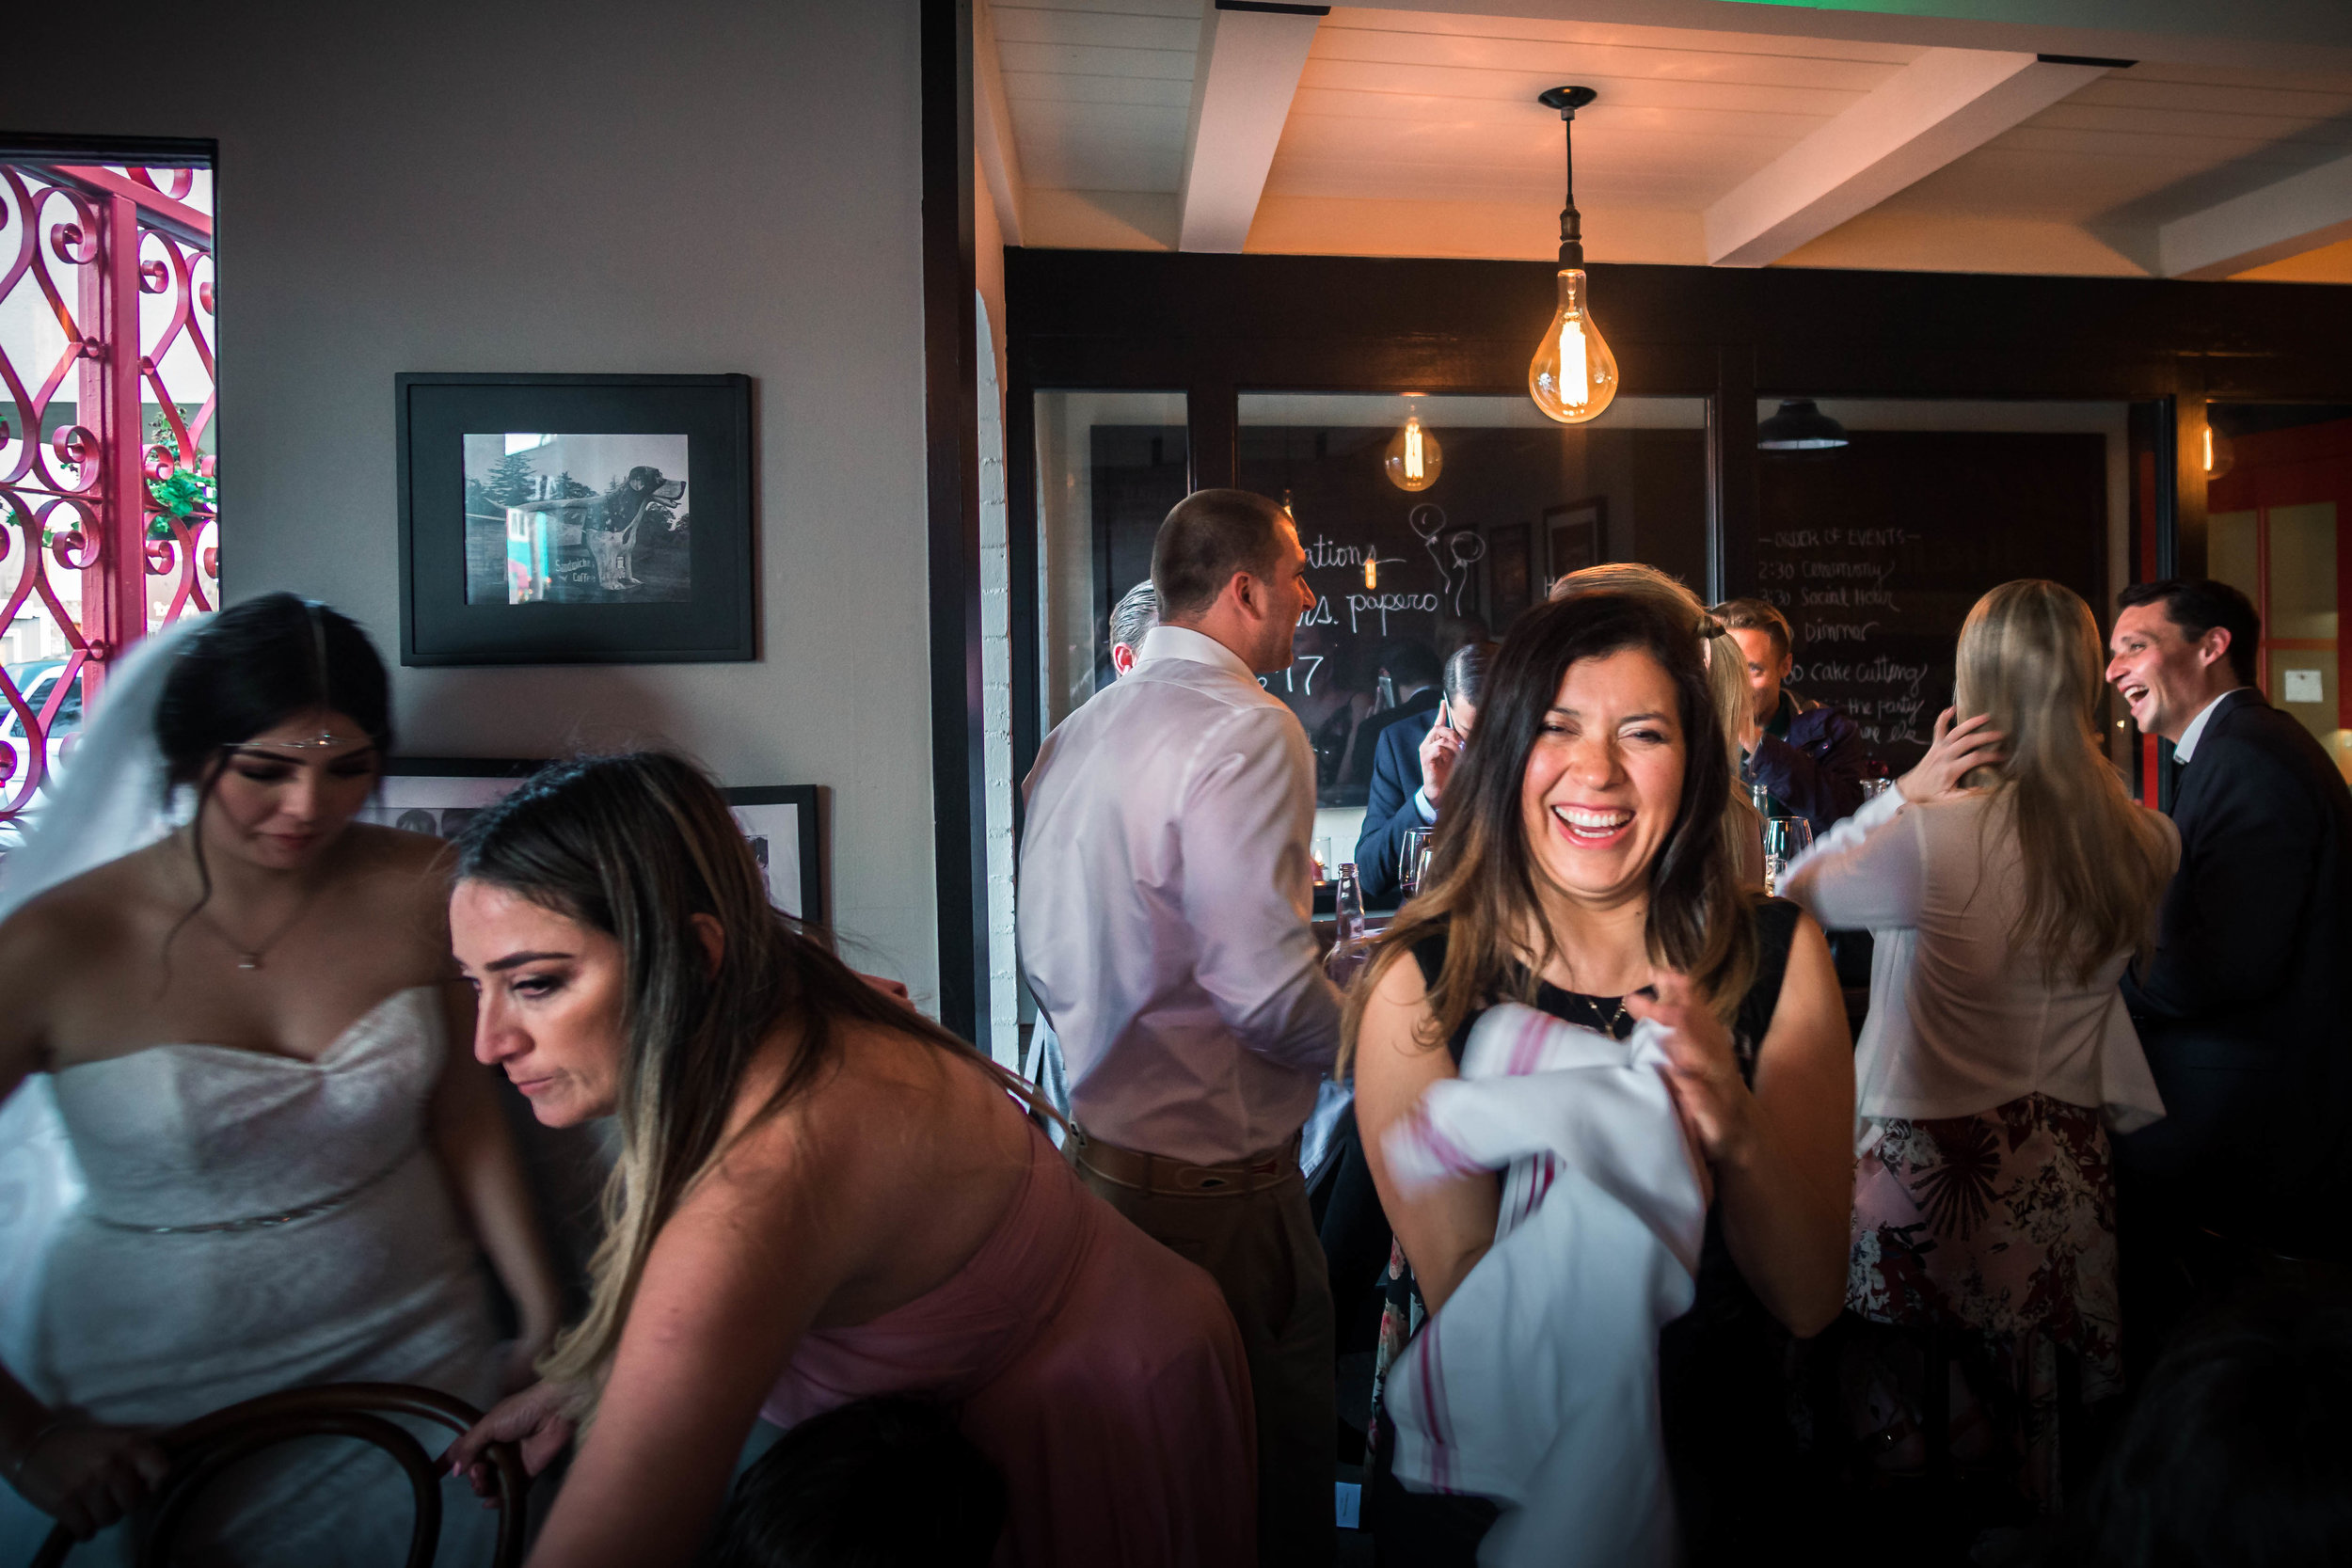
[1354,641,1496,906]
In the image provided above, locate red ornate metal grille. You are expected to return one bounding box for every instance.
[0,162,216,825]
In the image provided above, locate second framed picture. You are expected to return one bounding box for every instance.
[396,372,755,666]
[1542,497,1607,591]
[364,761,824,922]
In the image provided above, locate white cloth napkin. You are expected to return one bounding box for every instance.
[1381,1004,1710,1568]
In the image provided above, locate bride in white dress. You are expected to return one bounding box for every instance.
[0,596,561,1563]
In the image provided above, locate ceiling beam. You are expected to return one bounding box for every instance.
[1176,2,1327,254]
[2159,152,2352,279]
[1703,49,2110,267]
[974,0,1025,246]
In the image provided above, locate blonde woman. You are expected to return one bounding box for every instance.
[1551,562,1767,888]
[1783,578,2175,1506]
[440,753,1255,1568]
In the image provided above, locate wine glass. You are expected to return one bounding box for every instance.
[1400,828,1434,897]
[1761,816,1813,896]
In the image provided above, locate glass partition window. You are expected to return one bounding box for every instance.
[2208,404,2352,784]
[1753,399,2130,777]
[1032,391,1189,732]
[1236,391,1707,809]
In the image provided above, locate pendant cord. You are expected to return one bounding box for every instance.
[1558,105,1583,270]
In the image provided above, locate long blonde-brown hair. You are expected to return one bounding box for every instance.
[1341,593,1758,1068]
[1954,580,2172,984]
[455,753,983,1412]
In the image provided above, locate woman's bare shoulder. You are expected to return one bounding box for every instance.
[0,848,171,1000]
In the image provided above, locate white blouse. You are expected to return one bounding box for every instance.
[1782,787,2174,1146]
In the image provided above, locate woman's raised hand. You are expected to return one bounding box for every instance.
[1628,972,1755,1177]
[8,1419,170,1541]
[1897,708,2005,804]
[441,1378,576,1500]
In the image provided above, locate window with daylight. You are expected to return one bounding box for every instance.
[0,155,218,835]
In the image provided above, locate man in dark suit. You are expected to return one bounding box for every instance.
[1355,641,1496,907]
[2108,578,2352,1283]
[1344,638,1442,800]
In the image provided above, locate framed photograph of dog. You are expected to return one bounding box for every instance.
[396,372,755,664]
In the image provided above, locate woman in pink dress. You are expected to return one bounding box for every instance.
[441,752,1255,1568]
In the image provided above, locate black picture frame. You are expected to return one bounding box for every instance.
[1541,497,1608,590]
[364,762,824,921]
[396,372,755,665]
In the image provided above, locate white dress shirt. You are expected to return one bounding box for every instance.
[2171,686,2253,765]
[1018,625,1343,1164]
[1783,787,2174,1143]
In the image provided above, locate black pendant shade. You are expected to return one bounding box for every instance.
[1757,399,1851,451]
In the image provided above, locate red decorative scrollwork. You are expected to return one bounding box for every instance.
[0,161,215,825]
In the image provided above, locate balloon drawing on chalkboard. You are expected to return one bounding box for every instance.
[1447,531,1486,617]
[1410,503,1451,597]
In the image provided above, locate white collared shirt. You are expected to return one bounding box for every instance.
[2171,686,2254,765]
[1018,624,1342,1164]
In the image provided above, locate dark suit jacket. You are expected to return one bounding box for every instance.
[1355,709,1438,907]
[2120,693,2352,1250]
[1345,687,1440,791]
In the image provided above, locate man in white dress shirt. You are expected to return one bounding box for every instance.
[1020,488,1341,1566]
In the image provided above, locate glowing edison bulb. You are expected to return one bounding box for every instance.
[1384,413,1443,492]
[1528,269,1618,424]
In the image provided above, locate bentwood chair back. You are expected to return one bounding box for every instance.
[31,1382,526,1568]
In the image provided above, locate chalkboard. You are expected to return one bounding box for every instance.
[1085,421,1709,804]
[1756,431,2108,772]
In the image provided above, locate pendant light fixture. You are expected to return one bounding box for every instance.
[1384,400,1443,493]
[1528,86,1618,425]
[1756,399,1851,452]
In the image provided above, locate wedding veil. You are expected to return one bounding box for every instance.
[0,616,206,1369]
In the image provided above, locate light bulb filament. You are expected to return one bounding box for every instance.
[1365,558,1377,589]
[1405,418,1424,482]
[1559,318,1589,411]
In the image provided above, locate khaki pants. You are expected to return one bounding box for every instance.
[1080,1162,1337,1568]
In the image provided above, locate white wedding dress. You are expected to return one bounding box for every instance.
[2,988,502,1566]
[0,625,501,1565]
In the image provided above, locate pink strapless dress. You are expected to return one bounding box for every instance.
[762,1121,1258,1567]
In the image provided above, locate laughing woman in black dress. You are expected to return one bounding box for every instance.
[1346,591,1854,1564]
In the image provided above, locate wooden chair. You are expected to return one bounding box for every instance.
[32,1382,527,1568]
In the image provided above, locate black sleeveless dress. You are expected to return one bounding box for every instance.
[1363,898,1808,1566]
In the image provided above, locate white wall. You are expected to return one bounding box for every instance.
[12,0,943,1001]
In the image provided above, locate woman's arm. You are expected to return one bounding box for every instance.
[1632,916,1854,1337]
[0,903,171,1534]
[1353,954,1499,1315]
[489,1120,865,1567]
[427,981,564,1385]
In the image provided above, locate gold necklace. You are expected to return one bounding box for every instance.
[197,885,320,970]
[185,836,326,972]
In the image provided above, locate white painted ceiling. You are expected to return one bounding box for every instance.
[981,0,2352,281]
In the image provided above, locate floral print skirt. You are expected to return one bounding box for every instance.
[1848,1092,2120,1506]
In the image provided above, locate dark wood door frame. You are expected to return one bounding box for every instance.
[920,0,985,1041]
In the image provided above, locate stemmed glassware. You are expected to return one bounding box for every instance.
[1400,828,1434,899]
[1761,816,1813,897]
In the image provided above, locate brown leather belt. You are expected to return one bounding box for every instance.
[1071,1125,1302,1197]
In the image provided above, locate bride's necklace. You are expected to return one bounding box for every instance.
[199,885,320,971]
[185,836,326,971]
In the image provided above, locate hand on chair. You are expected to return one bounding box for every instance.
[8,1418,169,1541]
[443,1379,576,1504]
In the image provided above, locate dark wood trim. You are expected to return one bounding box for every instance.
[2172,357,2209,579]
[921,0,985,1040]
[1188,379,1237,491]
[1709,345,1759,604]
[1007,249,2352,406]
